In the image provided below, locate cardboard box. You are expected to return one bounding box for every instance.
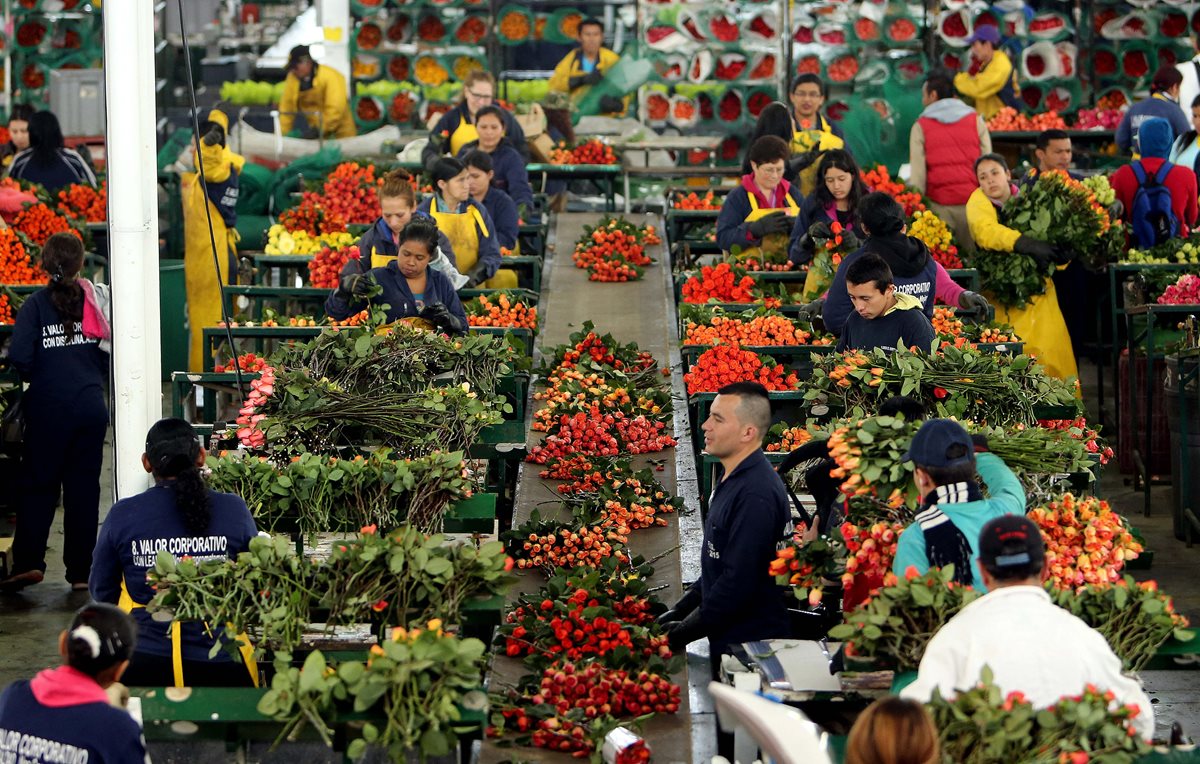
[528,133,556,163]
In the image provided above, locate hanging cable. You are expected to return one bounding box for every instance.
[175,0,247,408]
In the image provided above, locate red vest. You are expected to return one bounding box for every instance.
[918,113,982,206]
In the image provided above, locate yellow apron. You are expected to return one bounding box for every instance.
[182,150,242,372]
[448,117,479,156]
[791,116,846,198]
[119,579,259,688]
[729,189,799,266]
[990,276,1078,381]
[430,202,519,289]
[370,244,393,270]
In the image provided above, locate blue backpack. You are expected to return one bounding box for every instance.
[1130,161,1179,248]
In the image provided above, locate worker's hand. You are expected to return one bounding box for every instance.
[796,297,825,324]
[1108,200,1124,220]
[419,302,466,334]
[801,516,820,544]
[789,151,819,174]
[463,263,489,288]
[201,126,224,148]
[582,70,604,86]
[665,609,705,652]
[957,290,990,316]
[1051,245,1078,265]
[746,211,791,239]
[1013,235,1054,270]
[656,609,685,627]
[598,95,625,114]
[971,434,990,453]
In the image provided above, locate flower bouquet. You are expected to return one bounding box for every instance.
[909,209,962,269]
[804,220,859,300]
[970,169,1111,308]
[1027,493,1143,588]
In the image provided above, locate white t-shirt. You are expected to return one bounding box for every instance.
[1176,55,1200,121]
[901,585,1155,741]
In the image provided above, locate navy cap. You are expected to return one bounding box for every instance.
[902,419,975,468]
[979,515,1045,572]
[967,25,1000,45]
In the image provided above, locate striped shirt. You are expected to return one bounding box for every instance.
[8,147,96,192]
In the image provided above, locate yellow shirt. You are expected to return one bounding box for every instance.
[954,50,1016,121]
[548,47,625,114]
[278,65,357,139]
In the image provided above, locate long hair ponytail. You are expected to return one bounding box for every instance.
[145,418,211,535]
[41,231,84,341]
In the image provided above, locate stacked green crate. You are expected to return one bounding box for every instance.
[350,0,489,132]
[11,3,101,108]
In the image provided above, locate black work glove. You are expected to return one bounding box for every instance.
[1013,235,1054,270]
[665,609,706,652]
[335,273,372,301]
[957,290,990,315]
[971,434,990,453]
[746,211,790,239]
[569,70,604,89]
[796,297,825,323]
[463,262,490,288]
[201,126,225,147]
[1108,200,1124,220]
[789,151,819,174]
[598,95,625,114]
[419,302,466,334]
[1051,245,1077,265]
[656,609,685,627]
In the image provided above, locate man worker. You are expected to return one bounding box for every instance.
[548,18,625,116]
[910,70,990,253]
[789,74,848,197]
[1117,66,1192,156]
[891,419,1025,591]
[657,382,792,664]
[953,25,1018,121]
[277,46,356,139]
[902,515,1155,742]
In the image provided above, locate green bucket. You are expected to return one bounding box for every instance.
[159,259,188,380]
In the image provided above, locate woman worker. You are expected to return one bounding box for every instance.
[457,104,536,218]
[343,167,465,288]
[717,135,800,263]
[326,217,468,334]
[90,418,261,687]
[788,148,866,267]
[7,110,97,192]
[0,104,35,168]
[966,153,1076,379]
[464,149,519,252]
[417,157,515,289]
[0,603,148,762]
[181,109,243,371]
[742,103,801,188]
[1,234,108,594]
[422,71,527,170]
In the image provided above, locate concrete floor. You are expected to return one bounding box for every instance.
[2,211,1200,756]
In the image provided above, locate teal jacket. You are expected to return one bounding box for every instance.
[891,453,1025,592]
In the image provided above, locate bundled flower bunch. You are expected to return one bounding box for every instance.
[909,209,962,269]
[206,449,474,533]
[1051,576,1192,673]
[464,291,538,330]
[56,181,106,223]
[804,220,860,298]
[548,138,618,165]
[829,565,979,671]
[307,244,360,289]
[213,352,269,374]
[839,519,907,595]
[806,345,1079,426]
[528,325,676,463]
[985,107,1068,132]
[931,307,1020,349]
[13,202,83,246]
[683,344,801,395]
[295,161,382,225]
[928,668,1151,764]
[680,262,758,303]
[572,216,654,282]
[233,361,276,450]
[683,306,827,347]
[547,456,681,536]
[971,169,1111,308]
[763,423,815,452]
[671,190,722,210]
[0,288,21,324]
[1125,233,1200,264]
[256,628,488,761]
[276,200,347,238]
[1156,273,1200,305]
[861,165,926,217]
[265,223,355,256]
[1038,417,1114,465]
[490,558,682,757]
[0,227,44,284]
[1027,494,1143,588]
[770,534,843,608]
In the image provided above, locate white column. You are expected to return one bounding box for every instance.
[104,0,162,498]
[317,0,351,83]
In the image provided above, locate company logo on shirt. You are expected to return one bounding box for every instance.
[0,727,89,764]
[706,539,720,560]
[131,536,230,568]
[895,282,931,302]
[40,322,97,350]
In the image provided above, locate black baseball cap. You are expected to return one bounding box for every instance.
[978,515,1045,572]
[902,419,975,468]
